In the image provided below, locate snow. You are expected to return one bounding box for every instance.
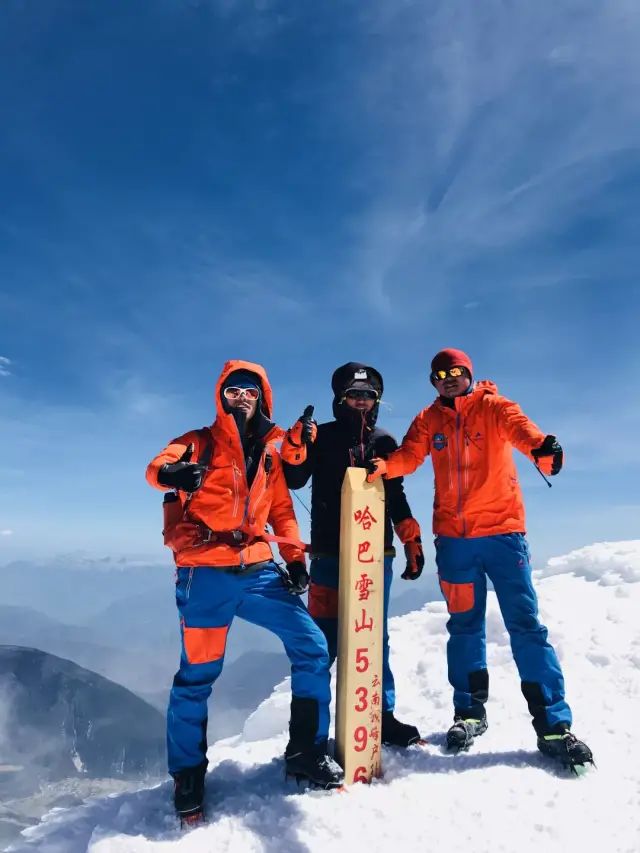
[7,541,640,853]
[70,751,85,775]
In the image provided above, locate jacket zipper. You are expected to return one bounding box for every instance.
[230,457,248,569]
[249,456,268,525]
[456,413,466,536]
[231,459,242,519]
[464,433,470,492]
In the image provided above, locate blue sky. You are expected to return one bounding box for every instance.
[1,0,639,567]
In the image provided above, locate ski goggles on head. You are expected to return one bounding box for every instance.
[223,386,260,401]
[431,366,466,382]
[344,388,379,401]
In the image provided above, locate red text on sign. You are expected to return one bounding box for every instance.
[357,541,374,563]
[355,610,374,633]
[354,506,378,530]
[355,572,374,601]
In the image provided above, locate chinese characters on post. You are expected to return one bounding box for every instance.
[335,471,385,784]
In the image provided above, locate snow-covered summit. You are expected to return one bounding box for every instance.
[8,541,640,853]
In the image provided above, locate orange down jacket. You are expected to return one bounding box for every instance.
[146,360,305,568]
[385,381,547,538]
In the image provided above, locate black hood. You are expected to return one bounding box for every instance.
[331,362,384,431]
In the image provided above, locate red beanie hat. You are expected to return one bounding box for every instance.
[430,348,473,384]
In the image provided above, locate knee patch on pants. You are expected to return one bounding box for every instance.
[182,621,229,664]
[308,583,338,619]
[439,579,475,613]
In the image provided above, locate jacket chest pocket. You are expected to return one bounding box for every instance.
[249,451,273,523]
[463,428,485,458]
[190,462,245,527]
[431,428,455,492]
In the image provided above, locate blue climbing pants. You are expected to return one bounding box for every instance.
[308,555,396,713]
[435,533,572,735]
[168,562,331,773]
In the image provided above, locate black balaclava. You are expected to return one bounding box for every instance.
[221,370,272,484]
[331,363,384,465]
[221,370,264,434]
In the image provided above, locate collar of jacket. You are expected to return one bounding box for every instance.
[334,406,376,441]
[434,380,498,414]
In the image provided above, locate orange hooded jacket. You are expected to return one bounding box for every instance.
[385,381,547,538]
[146,360,305,568]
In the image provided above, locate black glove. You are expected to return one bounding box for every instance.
[531,434,563,475]
[157,444,207,492]
[281,561,310,595]
[287,405,317,447]
[300,405,317,445]
[401,538,425,580]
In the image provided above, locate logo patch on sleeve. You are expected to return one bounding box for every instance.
[433,433,447,451]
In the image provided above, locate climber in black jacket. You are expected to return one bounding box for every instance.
[282,362,424,747]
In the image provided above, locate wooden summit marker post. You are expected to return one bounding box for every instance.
[335,467,385,784]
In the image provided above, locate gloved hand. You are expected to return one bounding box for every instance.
[287,405,317,446]
[531,434,563,476]
[393,518,424,580]
[402,538,425,580]
[366,457,387,482]
[281,561,310,595]
[281,406,316,465]
[157,444,207,492]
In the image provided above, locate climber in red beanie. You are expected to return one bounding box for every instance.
[366,348,593,770]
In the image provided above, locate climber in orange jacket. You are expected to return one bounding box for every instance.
[367,348,593,770]
[147,360,302,569]
[147,360,342,824]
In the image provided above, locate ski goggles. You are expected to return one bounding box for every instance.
[344,388,379,401]
[223,386,260,401]
[431,366,466,382]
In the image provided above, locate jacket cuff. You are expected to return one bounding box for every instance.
[145,460,171,491]
[280,437,308,465]
[394,517,421,544]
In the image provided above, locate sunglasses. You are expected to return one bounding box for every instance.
[344,388,379,401]
[223,386,260,401]
[431,367,466,382]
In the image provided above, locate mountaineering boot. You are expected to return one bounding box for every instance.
[172,762,207,827]
[381,711,422,747]
[285,746,344,789]
[537,730,594,771]
[446,716,488,752]
[285,695,344,789]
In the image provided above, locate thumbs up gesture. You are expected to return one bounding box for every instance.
[287,405,317,447]
[299,405,317,445]
[157,443,207,492]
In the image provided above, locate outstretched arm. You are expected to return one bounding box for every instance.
[368,409,431,481]
[493,398,563,476]
[493,398,546,458]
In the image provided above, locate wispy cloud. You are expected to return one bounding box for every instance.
[337,2,640,313]
[1,0,637,562]
[0,530,13,537]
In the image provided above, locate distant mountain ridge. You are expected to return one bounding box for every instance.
[6,540,639,853]
[0,646,165,794]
